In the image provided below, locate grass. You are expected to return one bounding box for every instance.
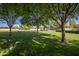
[0,30,79,56]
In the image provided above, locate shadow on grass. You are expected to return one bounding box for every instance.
[0,31,79,56]
[56,30,79,34]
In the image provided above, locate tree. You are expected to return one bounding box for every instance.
[45,4,78,43]
[4,12,16,36]
[20,4,46,34]
[29,12,43,34]
[1,4,18,36]
[30,4,50,34]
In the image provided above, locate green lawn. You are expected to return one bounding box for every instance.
[0,30,79,56]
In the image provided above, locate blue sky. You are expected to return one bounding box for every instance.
[76,16,79,24]
[15,16,23,25]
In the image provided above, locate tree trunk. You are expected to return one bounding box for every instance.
[61,22,65,43]
[37,24,39,35]
[43,26,45,31]
[36,18,39,35]
[9,26,12,36]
